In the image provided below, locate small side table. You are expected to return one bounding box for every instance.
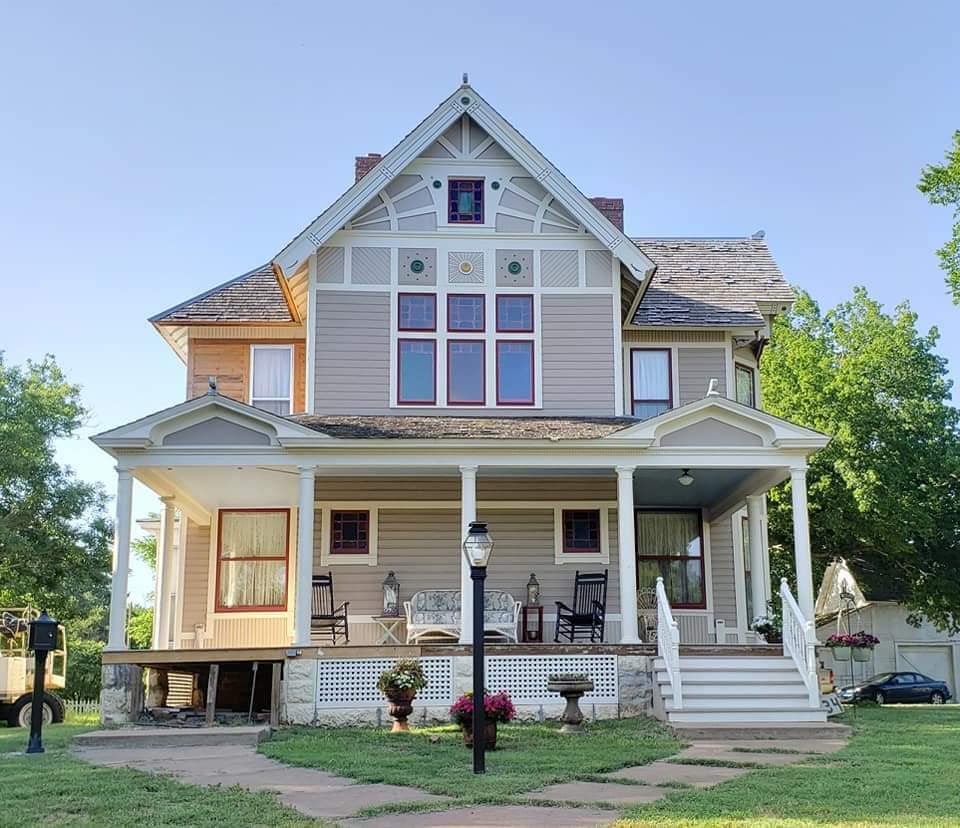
[372,615,406,645]
[521,604,544,643]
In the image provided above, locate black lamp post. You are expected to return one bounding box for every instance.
[26,610,59,755]
[462,521,494,774]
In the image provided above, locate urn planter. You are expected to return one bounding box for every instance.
[383,688,417,732]
[461,718,498,750]
[547,674,594,733]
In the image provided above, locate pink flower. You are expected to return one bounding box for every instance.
[450,690,517,724]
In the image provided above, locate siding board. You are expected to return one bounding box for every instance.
[709,518,737,626]
[180,519,210,634]
[677,347,727,405]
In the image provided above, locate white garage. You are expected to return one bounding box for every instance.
[896,644,957,692]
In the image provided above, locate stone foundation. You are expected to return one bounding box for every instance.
[281,653,652,727]
[100,664,145,725]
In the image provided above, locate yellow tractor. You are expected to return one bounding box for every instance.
[0,608,67,727]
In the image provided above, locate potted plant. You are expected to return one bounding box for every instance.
[450,690,516,749]
[377,659,427,732]
[850,631,880,662]
[546,672,594,733]
[823,633,857,661]
[751,614,782,644]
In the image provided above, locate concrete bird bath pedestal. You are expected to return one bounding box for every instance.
[547,673,594,733]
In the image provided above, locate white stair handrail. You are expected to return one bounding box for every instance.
[780,578,820,708]
[655,577,682,710]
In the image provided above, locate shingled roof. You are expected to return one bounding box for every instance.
[150,264,296,325]
[630,238,795,328]
[290,414,636,440]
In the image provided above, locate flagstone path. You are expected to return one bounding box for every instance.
[76,734,848,827]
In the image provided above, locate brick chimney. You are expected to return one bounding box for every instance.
[354,153,383,183]
[589,197,624,232]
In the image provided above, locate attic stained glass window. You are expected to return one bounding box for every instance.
[449,179,484,223]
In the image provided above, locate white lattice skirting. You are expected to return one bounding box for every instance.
[314,654,619,709]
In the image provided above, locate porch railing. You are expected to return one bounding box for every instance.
[656,577,682,710]
[779,578,820,708]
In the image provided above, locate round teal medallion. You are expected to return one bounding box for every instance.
[507,261,523,275]
[410,259,425,274]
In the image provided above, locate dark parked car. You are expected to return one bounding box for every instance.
[839,672,952,705]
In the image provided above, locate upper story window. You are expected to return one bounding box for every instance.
[447,294,485,332]
[496,295,534,332]
[448,341,485,405]
[216,509,288,611]
[397,339,436,404]
[630,348,671,420]
[448,179,484,223]
[496,341,534,405]
[736,363,756,407]
[250,345,293,415]
[398,293,437,331]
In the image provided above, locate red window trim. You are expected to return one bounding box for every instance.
[561,509,602,554]
[635,507,706,609]
[397,338,437,405]
[447,177,485,224]
[735,362,756,407]
[446,294,486,333]
[446,339,486,406]
[629,347,673,416]
[215,508,290,613]
[330,509,371,555]
[397,292,437,332]
[495,294,535,333]
[495,339,535,406]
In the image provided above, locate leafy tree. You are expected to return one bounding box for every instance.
[132,525,158,569]
[918,130,960,303]
[762,288,960,632]
[0,354,112,622]
[127,605,153,650]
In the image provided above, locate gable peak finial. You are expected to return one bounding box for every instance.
[462,72,469,85]
[751,229,765,240]
[207,376,218,395]
[706,378,720,397]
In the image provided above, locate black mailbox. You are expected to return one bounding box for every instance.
[28,610,59,652]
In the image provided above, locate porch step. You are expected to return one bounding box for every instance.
[73,725,270,750]
[670,721,850,740]
[657,669,803,684]
[665,695,811,712]
[665,708,827,724]
[666,656,797,670]
[675,683,810,698]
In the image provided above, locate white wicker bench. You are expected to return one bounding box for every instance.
[404,589,521,644]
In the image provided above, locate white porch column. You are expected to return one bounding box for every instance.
[790,467,816,620]
[746,495,767,622]
[154,496,177,649]
[616,466,640,643]
[459,465,478,644]
[293,465,316,646]
[106,467,134,651]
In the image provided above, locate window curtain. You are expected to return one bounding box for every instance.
[219,512,287,609]
[632,351,669,399]
[252,348,291,413]
[636,511,704,606]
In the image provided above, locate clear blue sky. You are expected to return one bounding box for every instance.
[2,2,958,601]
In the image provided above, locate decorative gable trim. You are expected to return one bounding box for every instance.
[91,393,327,453]
[273,84,655,286]
[605,395,830,451]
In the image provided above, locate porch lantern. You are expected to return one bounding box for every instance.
[526,573,541,606]
[677,469,695,487]
[381,571,400,617]
[26,610,59,755]
[462,521,494,774]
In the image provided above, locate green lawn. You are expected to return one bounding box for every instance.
[0,719,319,827]
[261,718,682,805]
[616,706,960,828]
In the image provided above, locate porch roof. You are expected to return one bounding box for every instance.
[289,414,637,440]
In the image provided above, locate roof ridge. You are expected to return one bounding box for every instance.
[632,236,762,241]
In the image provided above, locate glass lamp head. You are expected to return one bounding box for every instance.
[462,521,494,567]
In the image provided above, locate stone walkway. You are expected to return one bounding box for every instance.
[76,734,848,827]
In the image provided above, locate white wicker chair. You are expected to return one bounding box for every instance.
[637,587,658,643]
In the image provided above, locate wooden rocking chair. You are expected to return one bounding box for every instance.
[311,573,350,644]
[554,570,608,642]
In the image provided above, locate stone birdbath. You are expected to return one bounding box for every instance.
[547,672,594,733]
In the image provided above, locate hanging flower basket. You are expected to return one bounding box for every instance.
[852,647,872,662]
[824,632,879,663]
